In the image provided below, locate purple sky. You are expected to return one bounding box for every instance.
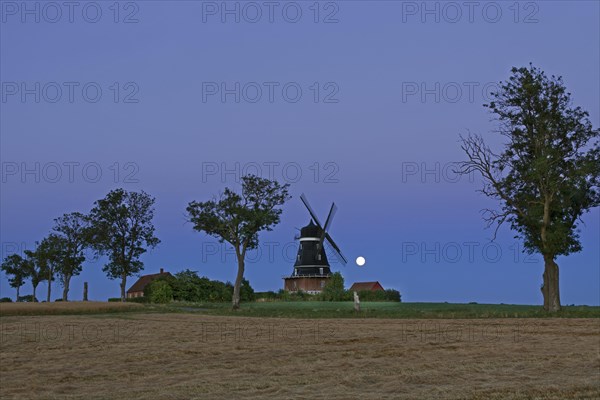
[1,1,598,304]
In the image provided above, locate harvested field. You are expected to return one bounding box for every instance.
[0,301,143,316]
[0,313,598,399]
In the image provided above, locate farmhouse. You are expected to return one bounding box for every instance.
[126,268,172,299]
[349,281,385,292]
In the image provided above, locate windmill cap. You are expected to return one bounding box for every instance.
[300,220,321,237]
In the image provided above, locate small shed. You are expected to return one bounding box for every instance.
[349,281,385,292]
[126,268,172,298]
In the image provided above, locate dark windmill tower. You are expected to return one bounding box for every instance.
[284,194,347,293]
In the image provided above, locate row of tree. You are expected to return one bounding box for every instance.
[0,212,88,302]
[1,174,287,308]
[1,189,160,302]
[1,174,288,309]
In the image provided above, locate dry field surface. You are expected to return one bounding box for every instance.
[0,302,143,316]
[0,313,598,399]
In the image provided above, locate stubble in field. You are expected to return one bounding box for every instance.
[0,313,599,399]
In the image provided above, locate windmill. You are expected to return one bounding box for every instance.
[283,194,347,293]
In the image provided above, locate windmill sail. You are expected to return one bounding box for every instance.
[300,193,323,228]
[299,194,347,265]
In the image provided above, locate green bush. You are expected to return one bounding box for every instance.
[277,289,291,301]
[147,280,173,304]
[355,289,401,302]
[17,295,37,302]
[320,272,346,301]
[108,297,121,302]
[140,269,256,304]
[276,290,318,301]
[255,291,278,301]
[240,278,255,302]
[293,290,310,301]
[0,297,12,303]
[167,270,226,302]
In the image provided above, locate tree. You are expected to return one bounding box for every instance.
[88,189,160,301]
[458,64,599,312]
[35,234,62,302]
[157,270,205,302]
[320,272,345,301]
[166,269,204,302]
[23,245,47,302]
[239,278,255,302]
[147,280,173,303]
[161,269,251,303]
[1,254,27,301]
[187,175,290,309]
[51,212,90,301]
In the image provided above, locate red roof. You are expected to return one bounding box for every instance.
[349,281,385,291]
[127,270,172,293]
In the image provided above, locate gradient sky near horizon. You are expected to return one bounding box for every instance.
[1,1,598,305]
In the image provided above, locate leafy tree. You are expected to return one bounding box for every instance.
[160,269,255,303]
[23,245,47,302]
[147,280,173,303]
[1,254,27,301]
[167,269,204,302]
[35,234,63,302]
[187,175,290,309]
[143,274,174,300]
[239,278,255,302]
[320,272,346,301]
[458,65,599,312]
[88,189,161,301]
[51,212,90,301]
[210,280,232,302]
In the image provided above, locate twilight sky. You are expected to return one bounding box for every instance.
[1,1,598,305]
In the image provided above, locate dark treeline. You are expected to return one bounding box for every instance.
[1,188,159,303]
[121,269,255,304]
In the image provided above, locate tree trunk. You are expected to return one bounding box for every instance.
[62,274,71,302]
[539,194,560,313]
[83,282,88,301]
[47,268,52,302]
[232,251,245,310]
[542,254,561,312]
[32,284,37,302]
[16,285,20,302]
[120,274,127,302]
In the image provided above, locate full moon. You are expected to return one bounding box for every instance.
[356,256,366,266]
